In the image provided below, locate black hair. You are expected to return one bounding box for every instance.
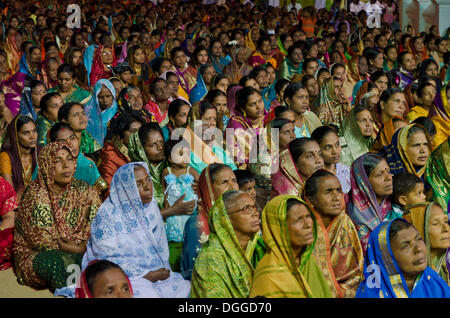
[389,218,414,242]
[397,51,413,66]
[57,64,75,77]
[301,74,315,87]
[212,73,229,88]
[317,67,330,78]
[304,169,337,200]
[362,153,384,177]
[287,43,303,57]
[138,122,163,146]
[167,99,190,119]
[288,137,317,163]
[256,35,271,50]
[364,48,382,62]
[197,100,217,119]
[380,88,403,103]
[21,41,33,54]
[106,111,146,141]
[270,118,293,131]
[311,125,338,145]
[205,89,226,104]
[392,172,423,206]
[370,70,388,83]
[275,79,291,96]
[236,86,260,114]
[48,122,75,142]
[151,57,171,75]
[303,58,318,70]
[16,115,35,133]
[84,260,127,295]
[416,82,435,99]
[419,59,439,78]
[234,169,255,187]
[283,82,306,104]
[190,45,208,67]
[58,102,82,122]
[40,92,60,113]
[248,66,267,80]
[274,106,292,118]
[406,125,426,143]
[238,75,253,87]
[30,80,46,91]
[170,46,185,61]
[208,163,230,183]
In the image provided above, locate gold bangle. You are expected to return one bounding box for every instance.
[0,226,4,231]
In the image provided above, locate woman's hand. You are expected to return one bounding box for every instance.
[143,268,170,283]
[57,237,87,254]
[160,194,196,219]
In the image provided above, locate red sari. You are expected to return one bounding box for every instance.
[89,46,117,87]
[0,176,19,271]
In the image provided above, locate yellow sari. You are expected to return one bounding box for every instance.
[250,195,333,298]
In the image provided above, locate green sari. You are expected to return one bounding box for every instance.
[250,195,333,298]
[425,138,450,211]
[279,57,303,81]
[80,130,101,155]
[190,196,266,298]
[339,107,375,167]
[49,85,91,104]
[127,131,167,209]
[36,113,53,146]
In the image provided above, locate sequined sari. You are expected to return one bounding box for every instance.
[425,137,450,211]
[314,77,346,127]
[271,148,305,198]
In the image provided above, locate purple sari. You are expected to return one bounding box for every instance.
[0,72,29,115]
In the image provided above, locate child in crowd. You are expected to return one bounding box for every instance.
[385,172,427,220]
[162,138,199,272]
[234,169,264,214]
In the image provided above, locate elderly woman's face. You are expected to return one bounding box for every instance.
[227,193,260,237]
[368,159,393,199]
[54,148,76,187]
[356,109,375,137]
[211,167,239,200]
[390,226,427,279]
[406,131,429,168]
[428,205,450,251]
[134,165,153,205]
[98,85,114,110]
[287,203,314,251]
[309,175,343,217]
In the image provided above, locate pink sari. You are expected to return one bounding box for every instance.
[271,148,305,198]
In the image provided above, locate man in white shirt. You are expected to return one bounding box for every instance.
[364,0,383,16]
[350,0,365,14]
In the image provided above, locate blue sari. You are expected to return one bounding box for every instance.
[84,79,118,146]
[356,219,450,298]
[19,87,38,120]
[84,45,98,87]
[18,54,40,80]
[189,70,208,104]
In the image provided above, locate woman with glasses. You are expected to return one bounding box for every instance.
[190,190,265,298]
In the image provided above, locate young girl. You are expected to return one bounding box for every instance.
[161,138,199,272]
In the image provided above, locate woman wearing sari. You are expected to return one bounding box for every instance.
[18,46,42,80]
[225,87,267,169]
[403,202,450,285]
[339,106,377,167]
[89,45,117,88]
[208,40,231,74]
[380,124,431,180]
[49,64,91,105]
[184,100,237,174]
[82,162,191,298]
[0,115,39,197]
[115,85,157,123]
[127,45,151,101]
[181,163,239,280]
[250,195,333,298]
[13,142,101,290]
[314,76,348,127]
[428,83,450,151]
[19,80,47,121]
[36,57,60,90]
[425,137,450,212]
[144,78,171,126]
[271,138,324,198]
[304,170,364,298]
[84,79,118,146]
[356,218,450,298]
[191,190,265,298]
[171,47,197,95]
[347,153,393,252]
[0,176,18,271]
[248,36,277,70]
[283,82,321,138]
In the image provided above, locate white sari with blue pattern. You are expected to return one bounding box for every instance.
[82,162,191,298]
